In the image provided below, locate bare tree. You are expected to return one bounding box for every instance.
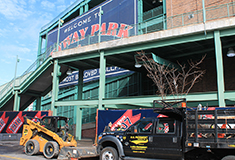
[136,51,206,99]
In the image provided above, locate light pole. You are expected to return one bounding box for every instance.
[13,55,20,89]
[56,19,64,52]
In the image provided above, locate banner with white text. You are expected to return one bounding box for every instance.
[47,0,138,54]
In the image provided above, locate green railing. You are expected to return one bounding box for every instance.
[52,2,235,53]
[0,45,55,99]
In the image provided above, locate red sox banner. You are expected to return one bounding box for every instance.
[0,111,49,134]
[97,109,159,135]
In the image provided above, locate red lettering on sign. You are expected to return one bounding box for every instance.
[107,22,118,36]
[79,27,88,40]
[91,24,99,36]
[117,24,133,38]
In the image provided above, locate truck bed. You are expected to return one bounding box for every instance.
[186,108,235,148]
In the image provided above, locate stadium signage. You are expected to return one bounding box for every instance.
[47,0,138,51]
[59,66,134,88]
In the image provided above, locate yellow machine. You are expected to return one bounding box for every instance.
[20,116,79,159]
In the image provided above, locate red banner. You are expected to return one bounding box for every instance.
[111,110,141,131]
[6,112,26,134]
[0,112,9,133]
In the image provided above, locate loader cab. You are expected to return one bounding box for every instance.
[41,116,69,133]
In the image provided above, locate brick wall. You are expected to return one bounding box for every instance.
[166,0,234,29]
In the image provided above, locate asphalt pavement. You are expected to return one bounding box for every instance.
[0,140,98,160]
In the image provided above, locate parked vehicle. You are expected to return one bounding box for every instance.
[97,99,235,160]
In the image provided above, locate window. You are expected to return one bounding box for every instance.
[133,119,153,133]
[157,119,175,134]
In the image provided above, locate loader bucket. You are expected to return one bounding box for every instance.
[57,146,98,160]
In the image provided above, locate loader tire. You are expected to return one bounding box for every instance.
[25,139,39,156]
[100,146,118,160]
[43,141,59,159]
[222,155,235,160]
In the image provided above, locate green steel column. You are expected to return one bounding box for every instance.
[36,97,41,111]
[214,31,226,107]
[84,3,89,12]
[98,6,103,43]
[98,51,106,110]
[163,0,167,30]
[76,69,84,140]
[80,6,84,15]
[202,0,206,23]
[37,36,42,58]
[13,90,20,111]
[51,59,61,115]
[138,0,143,23]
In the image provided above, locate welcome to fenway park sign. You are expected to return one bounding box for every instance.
[47,0,138,51]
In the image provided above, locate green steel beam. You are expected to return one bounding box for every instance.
[37,36,42,59]
[220,27,235,37]
[59,32,214,64]
[214,31,226,107]
[138,0,143,23]
[79,5,84,15]
[163,0,166,30]
[51,59,61,116]
[84,3,89,12]
[55,99,99,106]
[76,69,84,140]
[104,32,214,57]
[151,53,179,68]
[13,90,20,111]
[59,52,99,64]
[224,91,235,101]
[36,97,41,110]
[76,107,82,140]
[53,91,224,107]
[98,51,106,110]
[20,57,53,93]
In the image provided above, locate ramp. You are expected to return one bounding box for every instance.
[0,56,69,111]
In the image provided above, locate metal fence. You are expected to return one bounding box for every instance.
[53,2,235,53]
[0,45,54,99]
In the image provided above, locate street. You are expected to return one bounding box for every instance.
[0,141,98,160]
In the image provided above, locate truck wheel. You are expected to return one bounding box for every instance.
[222,155,235,160]
[100,147,118,160]
[25,139,39,156]
[43,141,59,159]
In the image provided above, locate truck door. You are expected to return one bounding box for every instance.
[123,118,155,158]
[153,118,182,159]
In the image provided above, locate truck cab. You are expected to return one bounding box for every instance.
[98,115,184,160]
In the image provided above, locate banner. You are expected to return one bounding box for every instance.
[0,111,49,134]
[59,66,134,88]
[97,109,159,135]
[47,0,138,52]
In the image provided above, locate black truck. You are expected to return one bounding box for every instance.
[97,99,235,160]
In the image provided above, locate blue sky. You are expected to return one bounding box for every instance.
[0,0,77,85]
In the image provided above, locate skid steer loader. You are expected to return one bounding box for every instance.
[20,116,97,159]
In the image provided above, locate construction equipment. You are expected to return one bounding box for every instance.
[20,116,97,159]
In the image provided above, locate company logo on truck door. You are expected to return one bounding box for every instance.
[130,136,148,145]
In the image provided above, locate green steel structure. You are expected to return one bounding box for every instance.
[1,0,235,140]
